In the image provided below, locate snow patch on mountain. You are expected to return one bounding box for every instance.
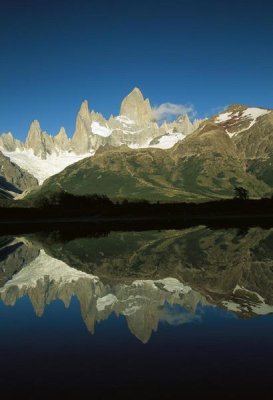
[215,112,233,123]
[242,107,271,120]
[215,107,271,137]
[115,115,135,126]
[91,121,113,137]
[149,132,186,149]
[1,148,92,184]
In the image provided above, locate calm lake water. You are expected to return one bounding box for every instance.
[1,226,273,399]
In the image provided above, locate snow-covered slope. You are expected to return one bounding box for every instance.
[1,148,92,184]
[214,106,271,137]
[148,131,186,149]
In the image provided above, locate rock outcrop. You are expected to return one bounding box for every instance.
[0,150,38,198]
[25,120,71,158]
[54,127,70,151]
[120,87,153,123]
[0,132,24,152]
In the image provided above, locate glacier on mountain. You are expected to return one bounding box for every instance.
[2,148,92,184]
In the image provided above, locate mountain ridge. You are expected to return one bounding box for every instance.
[29,115,271,202]
[1,90,273,201]
[0,88,201,182]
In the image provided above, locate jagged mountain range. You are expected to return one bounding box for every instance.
[1,227,273,342]
[0,88,201,189]
[1,88,273,201]
[30,105,273,202]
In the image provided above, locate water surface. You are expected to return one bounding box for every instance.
[0,227,273,399]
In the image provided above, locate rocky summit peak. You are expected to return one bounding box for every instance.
[56,127,67,139]
[79,100,90,118]
[120,87,152,123]
[54,127,70,152]
[225,104,247,113]
[26,120,42,141]
[121,87,145,105]
[131,86,144,98]
[29,119,41,131]
[177,113,190,123]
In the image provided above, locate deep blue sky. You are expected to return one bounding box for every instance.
[1,0,273,139]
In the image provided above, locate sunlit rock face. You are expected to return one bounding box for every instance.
[22,121,71,158]
[1,227,273,342]
[0,132,23,152]
[53,127,70,152]
[71,87,201,154]
[120,87,153,123]
[0,87,201,186]
[0,87,201,161]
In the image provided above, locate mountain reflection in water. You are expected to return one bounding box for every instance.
[1,226,273,343]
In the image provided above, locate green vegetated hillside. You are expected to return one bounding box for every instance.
[28,119,271,203]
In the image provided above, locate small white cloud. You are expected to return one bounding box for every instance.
[152,102,195,122]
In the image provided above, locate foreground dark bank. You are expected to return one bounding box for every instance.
[1,226,273,399]
[1,196,273,234]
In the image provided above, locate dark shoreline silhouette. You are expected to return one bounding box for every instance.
[1,195,273,234]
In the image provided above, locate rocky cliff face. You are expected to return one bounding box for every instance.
[0,150,38,198]
[120,87,153,123]
[25,120,71,158]
[0,132,24,152]
[70,87,199,154]
[0,87,201,184]
[54,127,70,151]
[0,88,200,158]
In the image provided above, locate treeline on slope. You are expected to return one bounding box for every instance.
[11,185,255,209]
[0,188,273,222]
